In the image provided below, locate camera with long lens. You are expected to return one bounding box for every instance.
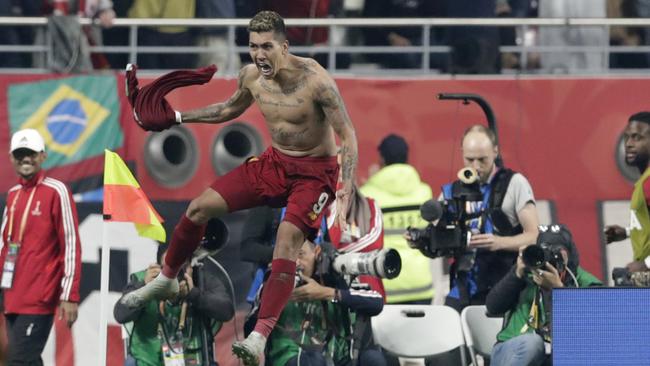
[521,243,566,273]
[309,242,402,287]
[406,167,483,259]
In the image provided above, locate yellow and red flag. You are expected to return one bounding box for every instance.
[103,149,165,242]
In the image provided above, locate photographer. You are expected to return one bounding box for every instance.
[263,240,386,366]
[241,189,386,302]
[605,112,650,275]
[442,125,539,311]
[114,244,234,366]
[486,225,601,366]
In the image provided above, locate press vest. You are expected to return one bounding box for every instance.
[127,271,220,366]
[442,168,520,303]
[360,164,434,303]
[630,167,650,261]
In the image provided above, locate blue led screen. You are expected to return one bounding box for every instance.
[553,287,650,365]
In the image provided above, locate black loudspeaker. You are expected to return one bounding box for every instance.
[139,121,265,199]
[211,122,264,176]
[143,125,199,188]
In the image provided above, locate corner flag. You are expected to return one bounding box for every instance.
[103,149,165,241]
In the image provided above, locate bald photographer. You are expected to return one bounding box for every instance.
[408,124,540,311]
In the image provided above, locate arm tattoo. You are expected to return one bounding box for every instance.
[317,80,357,184]
[339,145,357,182]
[183,67,251,123]
[317,84,342,110]
[209,67,247,117]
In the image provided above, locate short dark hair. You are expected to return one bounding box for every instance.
[628,111,650,125]
[378,134,409,165]
[248,11,286,39]
[461,124,498,147]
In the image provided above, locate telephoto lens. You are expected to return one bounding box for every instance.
[332,248,402,279]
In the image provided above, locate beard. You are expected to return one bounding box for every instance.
[627,153,650,171]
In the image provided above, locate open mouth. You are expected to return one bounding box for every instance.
[257,62,273,76]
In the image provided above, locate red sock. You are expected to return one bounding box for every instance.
[162,215,206,278]
[253,258,297,338]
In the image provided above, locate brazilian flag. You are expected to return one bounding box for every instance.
[8,75,123,169]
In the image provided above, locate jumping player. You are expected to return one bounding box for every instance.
[121,10,358,365]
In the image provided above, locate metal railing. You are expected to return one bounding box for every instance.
[1,16,650,76]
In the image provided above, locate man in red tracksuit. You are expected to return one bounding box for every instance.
[326,186,386,299]
[0,128,82,365]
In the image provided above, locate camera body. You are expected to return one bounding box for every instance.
[521,224,580,276]
[521,242,566,273]
[612,267,650,287]
[612,267,634,286]
[406,218,467,259]
[407,167,484,259]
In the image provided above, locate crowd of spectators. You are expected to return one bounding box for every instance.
[2,0,650,73]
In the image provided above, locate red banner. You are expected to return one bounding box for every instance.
[150,76,648,278]
[1,73,649,365]
[1,74,648,276]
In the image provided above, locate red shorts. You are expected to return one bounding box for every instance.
[211,147,339,238]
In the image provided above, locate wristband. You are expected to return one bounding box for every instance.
[175,110,183,124]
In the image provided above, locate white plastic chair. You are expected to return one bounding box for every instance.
[460,305,503,365]
[371,304,467,364]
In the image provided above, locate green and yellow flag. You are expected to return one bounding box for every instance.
[9,76,123,169]
[103,150,165,242]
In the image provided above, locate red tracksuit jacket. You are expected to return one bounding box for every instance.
[327,196,386,298]
[0,171,82,314]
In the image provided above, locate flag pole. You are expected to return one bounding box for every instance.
[98,149,167,365]
[98,214,111,365]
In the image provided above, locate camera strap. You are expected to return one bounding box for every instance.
[521,288,551,342]
[487,168,514,212]
[350,316,363,362]
[320,301,339,347]
[487,168,523,236]
[157,302,188,365]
